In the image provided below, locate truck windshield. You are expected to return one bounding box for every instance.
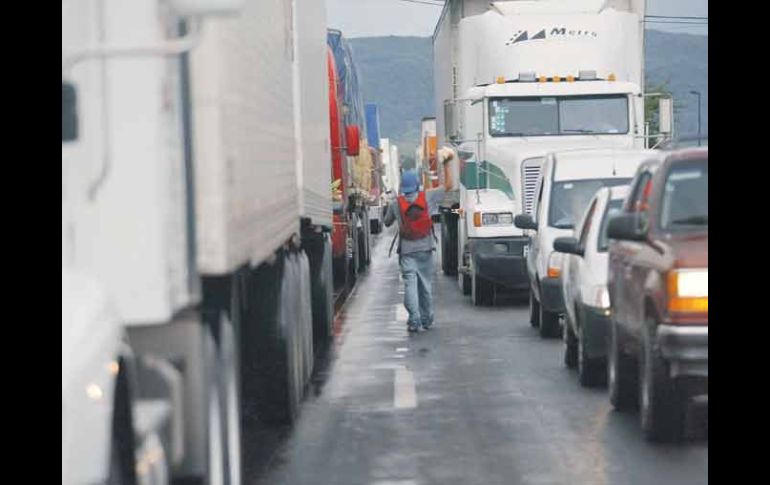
[659,159,708,232]
[488,95,629,137]
[549,178,630,229]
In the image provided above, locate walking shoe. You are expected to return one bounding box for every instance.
[407,324,421,333]
[422,322,434,330]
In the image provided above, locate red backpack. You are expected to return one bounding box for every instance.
[398,192,432,240]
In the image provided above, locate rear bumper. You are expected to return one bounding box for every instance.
[540,277,564,313]
[469,237,529,289]
[657,324,708,378]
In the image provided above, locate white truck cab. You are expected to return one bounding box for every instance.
[515,148,656,338]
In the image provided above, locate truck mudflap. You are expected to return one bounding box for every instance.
[469,237,529,289]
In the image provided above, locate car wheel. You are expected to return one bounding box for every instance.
[577,319,606,387]
[538,292,560,338]
[529,291,540,328]
[640,317,686,442]
[563,320,577,368]
[608,319,638,411]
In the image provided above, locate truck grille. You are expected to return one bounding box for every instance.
[521,158,544,215]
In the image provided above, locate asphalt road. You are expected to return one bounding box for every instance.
[245,225,708,485]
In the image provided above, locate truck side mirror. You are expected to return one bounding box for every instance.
[607,213,647,241]
[346,125,360,156]
[553,237,583,257]
[658,97,673,135]
[514,214,537,231]
[62,82,78,142]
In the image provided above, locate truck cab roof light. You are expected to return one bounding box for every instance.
[538,75,547,83]
[496,76,505,84]
[608,73,617,81]
[519,72,536,82]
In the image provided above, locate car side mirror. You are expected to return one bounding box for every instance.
[553,237,583,257]
[514,214,537,231]
[607,213,647,241]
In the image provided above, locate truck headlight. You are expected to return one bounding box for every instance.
[667,268,708,313]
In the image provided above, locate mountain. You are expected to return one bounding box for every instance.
[349,30,707,159]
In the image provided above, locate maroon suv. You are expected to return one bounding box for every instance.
[606,147,708,441]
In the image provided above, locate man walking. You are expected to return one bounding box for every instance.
[384,170,446,333]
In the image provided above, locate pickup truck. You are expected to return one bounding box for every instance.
[606,147,708,442]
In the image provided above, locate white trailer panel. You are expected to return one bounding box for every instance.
[294,0,332,228]
[62,0,192,323]
[191,0,300,275]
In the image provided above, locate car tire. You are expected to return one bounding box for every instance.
[640,317,686,442]
[538,294,561,338]
[578,321,606,387]
[608,319,638,411]
[529,291,540,328]
[563,321,577,368]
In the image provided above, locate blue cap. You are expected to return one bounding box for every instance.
[400,170,420,194]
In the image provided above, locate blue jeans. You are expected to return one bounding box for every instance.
[400,250,434,328]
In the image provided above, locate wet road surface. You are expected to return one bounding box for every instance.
[246,226,708,485]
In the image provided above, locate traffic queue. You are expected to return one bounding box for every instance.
[508,145,709,442]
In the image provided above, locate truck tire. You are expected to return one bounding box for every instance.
[640,317,686,442]
[440,211,458,276]
[244,251,313,425]
[107,361,137,485]
[458,272,471,295]
[306,232,334,348]
[608,319,638,411]
[471,268,494,306]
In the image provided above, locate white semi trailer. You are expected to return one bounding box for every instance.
[433,0,663,306]
[62,0,333,483]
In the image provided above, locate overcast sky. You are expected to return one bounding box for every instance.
[326,0,708,38]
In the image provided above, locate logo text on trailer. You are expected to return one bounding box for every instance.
[505,27,598,46]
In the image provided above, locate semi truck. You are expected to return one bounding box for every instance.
[62,0,337,483]
[365,103,386,234]
[416,117,439,190]
[328,29,373,290]
[433,0,665,305]
[380,137,401,196]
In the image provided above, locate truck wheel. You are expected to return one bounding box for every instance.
[471,269,493,306]
[563,321,577,369]
[440,212,458,276]
[245,252,312,425]
[538,300,561,338]
[608,319,638,411]
[306,232,334,348]
[577,321,606,387]
[458,271,471,295]
[640,317,686,442]
[529,291,540,328]
[107,361,137,485]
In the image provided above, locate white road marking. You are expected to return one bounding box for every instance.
[394,368,417,409]
[396,347,408,352]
